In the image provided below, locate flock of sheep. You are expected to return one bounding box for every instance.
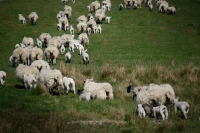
[119,0,176,14]
[0,0,191,121]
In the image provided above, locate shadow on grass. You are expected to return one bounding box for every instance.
[14,84,26,90]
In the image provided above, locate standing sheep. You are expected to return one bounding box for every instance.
[65,51,72,63]
[174,98,189,119]
[83,78,114,100]
[0,71,6,85]
[36,38,43,48]
[137,104,146,118]
[119,3,124,10]
[105,16,111,24]
[28,12,38,26]
[63,77,76,94]
[60,44,65,55]
[152,104,168,120]
[23,73,37,90]
[44,45,59,65]
[81,49,89,65]
[39,32,52,48]
[18,14,26,24]
[70,25,74,37]
[29,46,43,63]
[22,36,34,47]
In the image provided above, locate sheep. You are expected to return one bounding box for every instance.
[70,25,74,37]
[39,32,52,48]
[149,4,153,11]
[36,38,43,48]
[65,51,71,63]
[29,46,43,63]
[127,83,175,114]
[72,0,75,4]
[0,71,6,85]
[174,98,189,119]
[137,104,146,118]
[28,12,38,26]
[105,16,111,24]
[59,44,65,55]
[63,10,72,20]
[23,73,37,90]
[152,104,168,120]
[78,33,89,47]
[77,22,87,33]
[31,60,50,71]
[87,27,92,36]
[167,6,176,14]
[11,47,30,66]
[61,0,68,5]
[83,78,114,100]
[15,44,20,49]
[18,14,26,24]
[95,10,106,23]
[15,64,39,85]
[57,11,63,21]
[77,15,88,23]
[22,36,34,47]
[9,55,14,66]
[58,16,69,31]
[81,49,89,65]
[78,91,95,101]
[64,5,72,13]
[124,0,133,9]
[119,3,124,10]
[97,24,102,33]
[38,69,63,95]
[63,77,76,94]
[44,45,59,65]
[87,5,91,12]
[57,22,62,31]
[89,0,101,13]
[47,38,60,48]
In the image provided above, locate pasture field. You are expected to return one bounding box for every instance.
[0,0,200,132]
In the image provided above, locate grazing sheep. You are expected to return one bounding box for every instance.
[89,0,101,12]
[105,16,111,24]
[44,45,59,65]
[29,46,43,63]
[11,47,30,66]
[83,78,114,100]
[127,83,175,114]
[174,98,189,119]
[77,15,88,23]
[65,51,71,63]
[137,104,146,118]
[63,9,72,20]
[124,0,133,9]
[152,104,168,120]
[78,33,89,47]
[97,24,102,33]
[60,44,65,55]
[81,49,89,65]
[36,38,43,48]
[58,16,69,31]
[57,11,63,21]
[95,10,106,23]
[15,64,39,85]
[61,0,68,5]
[28,12,38,25]
[31,60,50,71]
[0,71,6,85]
[23,73,37,90]
[22,36,34,47]
[38,69,63,95]
[18,14,26,24]
[77,22,87,33]
[70,25,74,37]
[47,38,60,48]
[63,77,76,94]
[119,3,124,10]
[39,32,52,48]
[74,43,84,55]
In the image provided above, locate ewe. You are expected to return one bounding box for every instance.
[28,12,38,26]
[174,98,189,119]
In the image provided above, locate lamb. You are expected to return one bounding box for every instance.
[149,4,153,11]
[174,98,189,119]
[18,14,26,24]
[15,64,39,85]
[60,44,65,55]
[29,46,43,63]
[61,0,68,5]
[78,91,95,101]
[44,45,59,65]
[72,0,75,4]
[105,16,111,24]
[87,5,91,12]
[137,104,146,118]
[22,36,34,47]
[74,43,84,55]
[152,104,168,120]
[57,22,62,31]
[83,78,114,100]
[167,6,176,14]
[63,77,76,94]
[28,12,38,26]
[31,60,50,71]
[127,83,175,114]
[38,69,63,95]
[36,38,43,48]
[81,49,89,65]
[65,51,71,63]
[87,27,92,35]
[124,0,133,9]
[39,32,52,48]
[0,71,6,85]
[70,25,74,37]
[119,3,124,10]
[57,11,63,21]
[23,73,37,90]
[97,24,102,33]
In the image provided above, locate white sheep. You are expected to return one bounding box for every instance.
[87,5,91,12]
[63,77,76,94]
[0,71,6,85]
[11,47,30,66]
[75,43,84,55]
[137,104,146,118]
[79,92,95,101]
[57,11,63,21]
[15,64,39,85]
[60,44,65,55]
[31,60,50,71]
[63,10,71,21]
[81,49,89,65]
[58,16,69,31]
[77,15,88,23]
[29,46,43,63]
[72,0,75,4]
[152,104,168,120]
[77,22,87,33]
[39,32,52,48]
[38,69,63,95]
[149,4,153,11]
[28,12,38,25]
[95,10,106,23]
[89,1,101,12]
[22,36,34,47]
[119,3,124,10]
[64,5,72,13]
[83,78,114,100]
[97,24,102,33]
[105,16,111,24]
[15,44,20,49]
[18,14,26,24]
[87,27,92,35]
[78,33,89,47]
[36,38,43,48]
[70,25,74,37]
[61,0,68,5]
[23,73,37,90]
[174,98,189,119]
[65,51,71,63]
[44,45,59,65]
[167,6,176,14]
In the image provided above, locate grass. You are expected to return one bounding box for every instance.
[0,0,200,132]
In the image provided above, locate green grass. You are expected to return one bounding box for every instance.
[0,0,200,132]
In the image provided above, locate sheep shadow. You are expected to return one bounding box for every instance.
[14,84,26,90]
